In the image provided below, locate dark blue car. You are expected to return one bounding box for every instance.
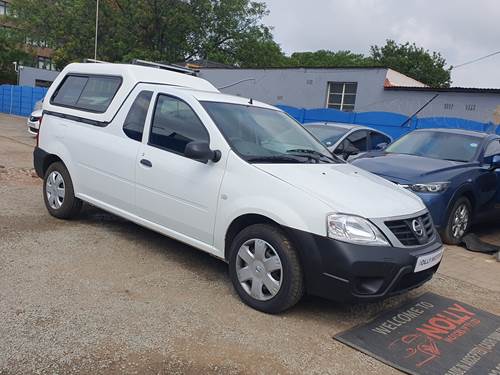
[352,128,500,244]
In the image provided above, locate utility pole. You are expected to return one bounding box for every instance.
[94,0,99,60]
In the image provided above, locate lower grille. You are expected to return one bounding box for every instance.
[385,213,434,246]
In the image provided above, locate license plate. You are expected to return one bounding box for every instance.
[414,248,443,272]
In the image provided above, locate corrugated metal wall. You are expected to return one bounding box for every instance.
[0,85,48,117]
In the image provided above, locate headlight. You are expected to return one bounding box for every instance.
[327,213,390,246]
[405,182,450,193]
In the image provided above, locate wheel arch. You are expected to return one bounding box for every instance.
[41,154,65,177]
[224,213,280,261]
[447,185,476,219]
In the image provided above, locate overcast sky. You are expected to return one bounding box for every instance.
[262,0,500,88]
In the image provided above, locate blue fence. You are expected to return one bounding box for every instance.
[277,105,500,139]
[1,85,499,138]
[0,85,48,117]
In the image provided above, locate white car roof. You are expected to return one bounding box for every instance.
[43,63,279,122]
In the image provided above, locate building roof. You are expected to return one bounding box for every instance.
[385,86,500,94]
[185,59,235,69]
[198,65,389,70]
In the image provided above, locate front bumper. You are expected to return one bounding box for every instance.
[286,227,442,302]
[27,119,40,135]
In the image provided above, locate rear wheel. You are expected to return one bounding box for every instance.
[228,224,304,314]
[441,197,471,245]
[43,162,82,219]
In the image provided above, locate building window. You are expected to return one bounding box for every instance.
[35,79,53,88]
[327,82,357,112]
[0,1,9,15]
[465,104,476,112]
[444,103,454,110]
[37,56,55,71]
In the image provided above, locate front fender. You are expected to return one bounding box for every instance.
[445,183,476,219]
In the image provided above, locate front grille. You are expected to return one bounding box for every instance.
[385,213,434,246]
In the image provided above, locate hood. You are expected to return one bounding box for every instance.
[352,153,471,183]
[255,163,425,219]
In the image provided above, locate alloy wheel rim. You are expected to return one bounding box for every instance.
[235,238,283,301]
[451,203,469,239]
[46,171,65,209]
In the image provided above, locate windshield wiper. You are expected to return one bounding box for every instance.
[246,155,307,163]
[286,148,339,163]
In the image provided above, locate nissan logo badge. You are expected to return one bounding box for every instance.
[412,219,424,237]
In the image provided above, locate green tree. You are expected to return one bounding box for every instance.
[207,26,286,67]
[370,40,451,87]
[286,50,371,67]
[10,0,282,68]
[0,28,32,84]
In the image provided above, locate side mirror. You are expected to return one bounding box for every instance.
[185,141,221,163]
[490,155,500,170]
[376,142,388,151]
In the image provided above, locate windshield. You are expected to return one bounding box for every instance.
[305,125,350,147]
[201,102,339,163]
[385,131,482,162]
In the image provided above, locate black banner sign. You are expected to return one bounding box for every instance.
[335,293,500,375]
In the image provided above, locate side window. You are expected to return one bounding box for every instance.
[484,140,500,163]
[123,91,153,142]
[51,74,122,113]
[149,95,209,156]
[346,130,369,151]
[370,131,391,149]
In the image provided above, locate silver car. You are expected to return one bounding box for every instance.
[304,122,392,160]
[27,100,43,136]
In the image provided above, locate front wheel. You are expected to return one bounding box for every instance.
[441,197,471,245]
[228,224,304,314]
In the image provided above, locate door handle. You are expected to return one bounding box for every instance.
[140,159,152,167]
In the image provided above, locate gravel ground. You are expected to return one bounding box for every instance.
[0,114,499,374]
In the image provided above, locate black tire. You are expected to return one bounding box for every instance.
[228,224,304,314]
[43,161,82,219]
[440,197,472,245]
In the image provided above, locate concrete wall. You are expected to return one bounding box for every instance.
[199,68,500,124]
[19,66,59,87]
[198,67,389,110]
[374,90,500,123]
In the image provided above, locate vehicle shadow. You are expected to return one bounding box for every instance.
[76,204,423,320]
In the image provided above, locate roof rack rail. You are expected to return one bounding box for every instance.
[83,58,108,63]
[131,59,196,75]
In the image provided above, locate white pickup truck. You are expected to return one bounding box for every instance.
[33,62,443,313]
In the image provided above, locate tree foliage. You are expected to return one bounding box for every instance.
[370,40,452,87]
[10,0,282,68]
[286,50,370,68]
[0,27,32,84]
